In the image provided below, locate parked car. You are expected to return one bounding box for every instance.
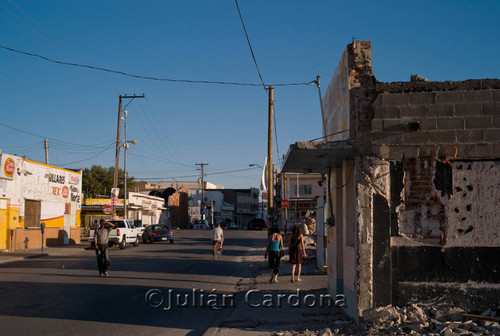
[142,225,174,244]
[248,218,267,230]
[192,219,210,230]
[133,219,146,236]
[228,222,238,230]
[88,219,140,249]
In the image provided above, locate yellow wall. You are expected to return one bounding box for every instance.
[0,201,7,250]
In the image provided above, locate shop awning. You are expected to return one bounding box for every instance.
[281,140,356,174]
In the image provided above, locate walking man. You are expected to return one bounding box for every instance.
[94,219,115,277]
[212,223,224,258]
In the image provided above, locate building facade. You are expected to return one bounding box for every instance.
[0,153,82,250]
[282,40,500,319]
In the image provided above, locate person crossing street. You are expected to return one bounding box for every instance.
[94,219,115,277]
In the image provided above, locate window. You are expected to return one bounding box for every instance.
[298,185,312,195]
[24,200,41,228]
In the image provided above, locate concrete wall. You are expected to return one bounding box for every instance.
[370,80,500,311]
[372,81,500,160]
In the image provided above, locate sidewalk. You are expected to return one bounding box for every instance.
[0,243,89,264]
[204,250,351,336]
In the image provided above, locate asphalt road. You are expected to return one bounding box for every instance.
[0,229,268,336]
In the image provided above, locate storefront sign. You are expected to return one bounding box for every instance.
[0,154,16,180]
[47,173,66,184]
[69,176,80,185]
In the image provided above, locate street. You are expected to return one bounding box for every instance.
[0,230,269,336]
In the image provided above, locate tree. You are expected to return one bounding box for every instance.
[82,165,135,198]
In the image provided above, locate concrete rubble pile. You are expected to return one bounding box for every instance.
[274,305,500,336]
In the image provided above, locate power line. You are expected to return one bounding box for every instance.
[234,0,266,90]
[0,45,313,87]
[58,141,115,166]
[0,121,114,148]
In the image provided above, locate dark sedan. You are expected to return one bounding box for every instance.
[142,225,174,244]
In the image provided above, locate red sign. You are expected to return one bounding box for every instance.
[62,186,69,198]
[4,158,15,178]
[281,199,290,208]
[103,205,112,214]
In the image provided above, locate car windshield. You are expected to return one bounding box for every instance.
[152,225,168,231]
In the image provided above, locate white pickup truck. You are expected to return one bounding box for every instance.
[88,219,140,249]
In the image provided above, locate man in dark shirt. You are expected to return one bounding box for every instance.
[94,219,115,277]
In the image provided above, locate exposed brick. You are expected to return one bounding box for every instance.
[427,104,454,117]
[372,132,402,145]
[456,144,477,158]
[400,146,420,159]
[409,92,436,105]
[374,106,400,118]
[483,129,500,142]
[492,90,500,102]
[494,116,500,128]
[418,145,440,157]
[381,93,410,106]
[383,120,407,132]
[456,130,483,143]
[437,117,464,130]
[463,90,492,103]
[402,131,429,145]
[435,91,464,104]
[420,118,437,130]
[454,103,482,116]
[464,116,492,129]
[475,144,498,158]
[427,130,456,143]
[371,119,383,132]
[482,102,500,116]
[400,105,427,118]
[372,95,383,107]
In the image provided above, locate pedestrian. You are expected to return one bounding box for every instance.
[94,219,115,277]
[265,227,284,283]
[212,223,224,257]
[288,224,306,282]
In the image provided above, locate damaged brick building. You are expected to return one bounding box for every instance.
[281,40,500,320]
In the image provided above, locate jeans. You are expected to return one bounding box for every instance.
[269,250,281,274]
[96,245,110,274]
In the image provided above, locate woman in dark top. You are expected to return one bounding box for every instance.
[288,225,306,282]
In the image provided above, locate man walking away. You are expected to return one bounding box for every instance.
[94,219,115,277]
[212,223,224,258]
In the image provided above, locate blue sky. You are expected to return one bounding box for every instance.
[1,0,499,189]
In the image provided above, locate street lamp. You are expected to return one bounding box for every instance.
[249,163,265,218]
[122,110,137,220]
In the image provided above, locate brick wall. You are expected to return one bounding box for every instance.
[371,80,500,160]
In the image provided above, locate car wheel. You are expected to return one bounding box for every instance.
[119,236,127,249]
[133,237,139,247]
[108,242,115,248]
[169,240,174,244]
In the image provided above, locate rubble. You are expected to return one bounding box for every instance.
[274,305,500,336]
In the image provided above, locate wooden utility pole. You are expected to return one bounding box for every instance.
[196,163,208,216]
[44,138,49,164]
[267,86,274,228]
[112,94,144,216]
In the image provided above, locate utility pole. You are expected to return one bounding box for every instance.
[196,162,208,216]
[267,86,274,228]
[112,94,144,216]
[44,138,49,164]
